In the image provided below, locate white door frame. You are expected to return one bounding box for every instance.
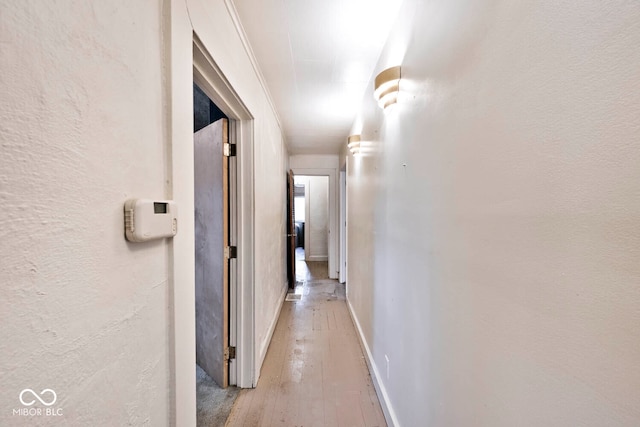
[193,36,255,389]
[339,169,346,283]
[291,168,338,278]
[168,3,256,420]
[296,175,329,263]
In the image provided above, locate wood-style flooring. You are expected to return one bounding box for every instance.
[225,249,386,427]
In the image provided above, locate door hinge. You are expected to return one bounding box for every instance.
[225,346,236,361]
[223,143,237,157]
[224,246,238,259]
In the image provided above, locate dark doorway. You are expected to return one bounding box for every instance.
[194,83,227,132]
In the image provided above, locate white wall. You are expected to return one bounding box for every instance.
[0,0,288,425]
[0,1,170,425]
[347,1,640,426]
[252,112,288,376]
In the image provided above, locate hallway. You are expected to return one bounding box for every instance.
[3,1,640,426]
[226,253,386,426]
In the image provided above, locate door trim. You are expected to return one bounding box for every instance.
[169,3,257,425]
[286,170,296,288]
[339,170,346,284]
[193,35,255,389]
[291,168,338,279]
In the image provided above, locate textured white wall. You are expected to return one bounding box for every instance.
[0,0,288,424]
[253,107,288,373]
[347,1,640,426]
[0,1,170,425]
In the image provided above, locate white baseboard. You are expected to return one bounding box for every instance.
[255,282,288,385]
[346,299,400,427]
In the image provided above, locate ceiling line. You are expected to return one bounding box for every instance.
[224,0,288,148]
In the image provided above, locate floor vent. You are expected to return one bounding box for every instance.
[285,293,302,301]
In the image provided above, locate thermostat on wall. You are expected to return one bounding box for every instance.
[124,199,178,242]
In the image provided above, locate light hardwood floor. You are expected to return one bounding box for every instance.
[225,251,386,427]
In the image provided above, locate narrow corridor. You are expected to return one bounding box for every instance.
[226,252,386,426]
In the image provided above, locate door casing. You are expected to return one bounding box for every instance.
[291,167,339,279]
[193,36,255,389]
[169,4,257,425]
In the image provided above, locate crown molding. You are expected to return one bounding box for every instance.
[224,0,288,150]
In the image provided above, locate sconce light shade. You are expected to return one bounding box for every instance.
[374,66,401,110]
[347,135,361,154]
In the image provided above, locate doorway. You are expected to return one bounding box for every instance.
[339,168,346,284]
[292,175,330,280]
[191,36,255,394]
[193,83,231,389]
[172,24,258,427]
[193,84,241,424]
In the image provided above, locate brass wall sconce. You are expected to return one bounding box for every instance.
[347,135,361,155]
[373,66,401,110]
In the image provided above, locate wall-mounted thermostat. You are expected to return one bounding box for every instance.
[124,199,178,242]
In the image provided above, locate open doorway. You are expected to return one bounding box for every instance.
[194,82,231,388]
[292,175,330,281]
[193,83,240,425]
[192,34,258,393]
[173,31,258,426]
[339,167,346,284]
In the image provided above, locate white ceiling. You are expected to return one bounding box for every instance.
[232,0,402,155]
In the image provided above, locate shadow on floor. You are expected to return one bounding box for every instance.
[196,364,239,426]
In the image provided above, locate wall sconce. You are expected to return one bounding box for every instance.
[347,135,361,155]
[373,66,401,110]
